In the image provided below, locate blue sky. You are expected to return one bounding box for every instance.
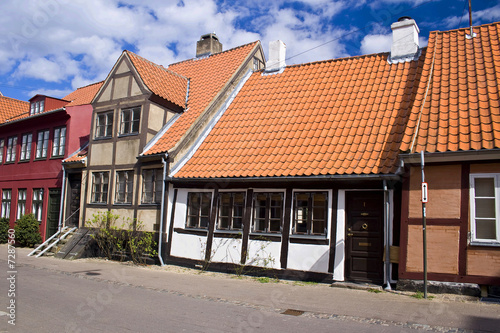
[0,0,499,101]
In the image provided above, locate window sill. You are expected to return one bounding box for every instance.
[50,156,64,160]
[118,133,139,138]
[214,230,243,238]
[18,160,30,163]
[113,203,132,206]
[34,157,48,161]
[93,136,113,141]
[469,241,500,247]
[139,203,161,207]
[174,227,208,236]
[249,233,281,242]
[289,235,329,245]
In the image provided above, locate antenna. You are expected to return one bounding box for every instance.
[466,0,477,39]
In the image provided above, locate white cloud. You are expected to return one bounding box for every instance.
[360,34,392,54]
[27,88,73,99]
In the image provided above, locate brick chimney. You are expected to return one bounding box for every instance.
[389,17,420,63]
[196,33,222,57]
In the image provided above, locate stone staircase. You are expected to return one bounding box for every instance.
[28,226,77,257]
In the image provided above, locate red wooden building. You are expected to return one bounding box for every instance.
[0,82,102,241]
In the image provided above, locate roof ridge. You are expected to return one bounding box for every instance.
[125,50,189,81]
[275,48,427,70]
[429,20,500,34]
[0,95,29,104]
[74,80,105,90]
[168,40,259,67]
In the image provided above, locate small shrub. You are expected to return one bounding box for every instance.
[0,218,10,244]
[86,211,157,264]
[14,214,42,247]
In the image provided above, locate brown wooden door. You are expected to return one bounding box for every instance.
[67,174,81,227]
[345,191,384,284]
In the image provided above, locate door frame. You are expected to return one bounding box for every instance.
[333,189,394,283]
[46,188,62,240]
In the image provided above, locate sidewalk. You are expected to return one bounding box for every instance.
[5,245,500,332]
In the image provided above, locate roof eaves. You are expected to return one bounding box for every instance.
[0,107,65,127]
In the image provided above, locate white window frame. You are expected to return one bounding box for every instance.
[32,188,44,222]
[120,106,141,135]
[36,130,49,159]
[186,192,213,229]
[251,190,285,234]
[292,190,329,236]
[141,168,163,204]
[17,189,27,219]
[52,126,66,157]
[470,174,500,245]
[115,170,134,204]
[20,133,32,161]
[91,172,109,204]
[0,139,4,164]
[95,111,113,139]
[6,136,17,163]
[1,189,11,219]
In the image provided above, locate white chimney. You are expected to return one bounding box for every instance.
[265,40,286,73]
[390,17,420,62]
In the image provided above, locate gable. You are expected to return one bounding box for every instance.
[93,55,149,104]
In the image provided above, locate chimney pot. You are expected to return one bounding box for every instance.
[196,33,223,58]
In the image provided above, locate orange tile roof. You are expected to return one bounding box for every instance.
[126,51,188,109]
[143,41,260,155]
[63,145,88,164]
[175,51,425,178]
[64,81,103,107]
[0,96,29,124]
[401,22,500,153]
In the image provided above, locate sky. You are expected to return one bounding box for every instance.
[0,0,499,101]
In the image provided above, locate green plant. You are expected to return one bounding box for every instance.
[411,291,434,299]
[14,214,42,247]
[0,217,9,244]
[367,288,383,293]
[255,276,279,283]
[86,211,157,264]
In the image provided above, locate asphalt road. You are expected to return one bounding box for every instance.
[1,262,430,333]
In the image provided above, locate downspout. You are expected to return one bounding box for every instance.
[383,180,392,290]
[58,164,67,233]
[158,154,168,266]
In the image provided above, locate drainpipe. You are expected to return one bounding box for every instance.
[58,164,67,233]
[158,154,168,266]
[383,180,392,290]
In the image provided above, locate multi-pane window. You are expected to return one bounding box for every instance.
[115,171,134,204]
[293,192,328,236]
[141,169,163,204]
[52,127,66,157]
[1,190,11,219]
[17,189,27,219]
[95,112,113,138]
[0,139,4,163]
[6,136,17,163]
[120,107,140,135]
[30,100,44,115]
[32,189,44,222]
[470,174,500,243]
[36,130,49,159]
[91,172,109,204]
[218,192,245,230]
[253,192,283,233]
[186,192,212,229]
[20,133,33,161]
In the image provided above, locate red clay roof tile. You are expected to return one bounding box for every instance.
[175,50,425,178]
[402,21,500,153]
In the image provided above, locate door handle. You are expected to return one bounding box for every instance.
[347,233,354,237]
